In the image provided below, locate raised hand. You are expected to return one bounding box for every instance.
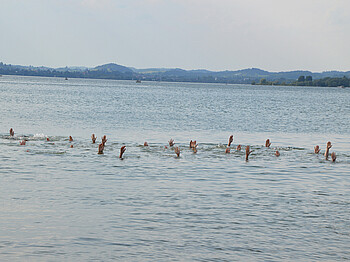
[265,139,271,147]
[98,143,104,154]
[190,140,198,151]
[331,152,336,162]
[228,135,233,147]
[91,134,96,143]
[101,135,107,145]
[119,146,126,159]
[314,145,320,154]
[192,144,198,153]
[237,144,241,151]
[327,141,332,149]
[190,140,197,148]
[9,128,14,136]
[174,146,180,157]
[168,138,174,147]
[325,141,332,160]
[245,145,252,161]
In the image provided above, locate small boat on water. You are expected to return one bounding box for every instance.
[136,80,141,83]
[65,77,68,80]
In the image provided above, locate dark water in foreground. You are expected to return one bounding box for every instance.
[0,76,350,261]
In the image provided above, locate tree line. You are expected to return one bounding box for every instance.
[253,75,350,87]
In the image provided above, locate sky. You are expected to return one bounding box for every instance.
[0,0,350,72]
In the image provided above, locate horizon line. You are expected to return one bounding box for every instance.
[1,61,349,74]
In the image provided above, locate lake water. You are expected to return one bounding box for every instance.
[1,75,349,261]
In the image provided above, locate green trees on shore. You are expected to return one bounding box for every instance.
[311,76,349,87]
[251,78,287,86]
[254,75,349,87]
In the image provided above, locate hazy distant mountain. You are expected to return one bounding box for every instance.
[231,68,270,76]
[1,61,349,84]
[56,66,90,72]
[129,67,171,74]
[189,69,213,74]
[272,70,313,79]
[163,68,188,76]
[94,63,132,73]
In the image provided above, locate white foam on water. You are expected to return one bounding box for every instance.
[33,133,47,138]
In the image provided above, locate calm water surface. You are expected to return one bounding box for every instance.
[0,76,350,261]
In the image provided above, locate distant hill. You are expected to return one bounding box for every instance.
[94,63,132,73]
[130,67,171,74]
[56,66,90,72]
[0,61,350,84]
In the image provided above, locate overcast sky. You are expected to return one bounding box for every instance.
[1,0,349,71]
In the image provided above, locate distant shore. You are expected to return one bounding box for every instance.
[1,62,350,86]
[252,76,350,88]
